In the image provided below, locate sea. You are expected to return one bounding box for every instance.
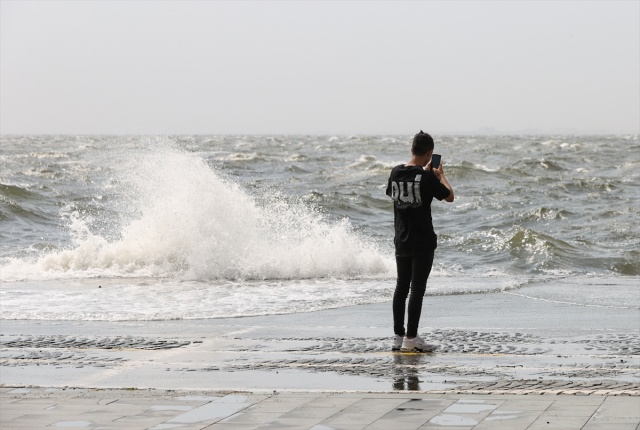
[1,134,638,321]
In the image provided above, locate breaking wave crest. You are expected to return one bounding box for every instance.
[1,141,392,282]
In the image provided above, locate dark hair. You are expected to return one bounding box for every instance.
[412,130,434,155]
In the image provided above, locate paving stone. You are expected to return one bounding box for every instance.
[5,413,65,427]
[338,397,406,414]
[544,404,605,416]
[528,414,592,429]
[301,396,361,409]
[246,398,313,413]
[582,423,640,430]
[317,411,381,429]
[0,420,49,429]
[498,399,554,410]
[594,396,640,418]
[369,418,435,430]
[255,417,322,428]
[117,419,185,430]
[380,406,440,423]
[424,413,481,427]
[217,410,284,425]
[206,424,266,430]
[473,410,541,430]
[418,426,475,430]
[0,415,28,426]
[278,406,344,420]
[397,398,454,411]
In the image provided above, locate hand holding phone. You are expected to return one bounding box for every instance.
[431,154,441,170]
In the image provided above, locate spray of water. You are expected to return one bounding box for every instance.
[1,139,392,281]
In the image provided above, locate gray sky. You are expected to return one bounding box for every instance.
[1,1,639,135]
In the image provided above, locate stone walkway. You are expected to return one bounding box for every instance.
[2,387,639,430]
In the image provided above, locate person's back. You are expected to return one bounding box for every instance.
[386,131,454,352]
[387,164,446,255]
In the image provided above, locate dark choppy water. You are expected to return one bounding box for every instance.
[1,134,638,320]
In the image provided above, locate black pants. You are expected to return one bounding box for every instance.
[393,251,435,338]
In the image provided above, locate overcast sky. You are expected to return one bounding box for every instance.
[1,1,638,135]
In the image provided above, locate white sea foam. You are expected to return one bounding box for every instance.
[0,276,525,321]
[348,155,397,171]
[0,141,392,282]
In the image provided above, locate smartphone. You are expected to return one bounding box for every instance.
[431,154,441,170]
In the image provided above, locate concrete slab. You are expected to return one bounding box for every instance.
[582,423,640,430]
[377,407,438,423]
[337,397,406,414]
[418,427,475,430]
[207,424,266,430]
[544,404,605,416]
[299,396,361,409]
[256,417,323,428]
[397,398,454,411]
[474,411,541,430]
[369,419,434,430]
[425,413,482,427]
[594,396,640,418]
[277,406,343,420]
[245,398,312,413]
[317,412,380,429]
[0,421,51,429]
[218,410,284,425]
[528,414,592,429]
[497,399,555,410]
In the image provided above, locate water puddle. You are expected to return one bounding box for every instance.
[429,400,502,426]
[429,414,479,426]
[163,395,250,425]
[485,413,521,421]
[444,399,499,413]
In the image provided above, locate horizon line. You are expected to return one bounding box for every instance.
[2,131,639,137]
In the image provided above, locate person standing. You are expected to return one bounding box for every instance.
[386,131,454,352]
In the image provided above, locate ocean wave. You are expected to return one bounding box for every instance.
[447,226,606,275]
[283,153,308,162]
[0,183,38,199]
[348,155,397,172]
[0,143,393,282]
[218,152,266,162]
[0,184,55,224]
[1,134,638,282]
[14,152,72,160]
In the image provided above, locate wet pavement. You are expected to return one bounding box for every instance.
[1,291,638,428]
[2,387,639,429]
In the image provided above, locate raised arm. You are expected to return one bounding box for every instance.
[434,163,454,202]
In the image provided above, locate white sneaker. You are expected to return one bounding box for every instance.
[392,334,403,351]
[401,336,438,352]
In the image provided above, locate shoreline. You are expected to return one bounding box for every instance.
[2,289,638,428]
[1,290,638,393]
